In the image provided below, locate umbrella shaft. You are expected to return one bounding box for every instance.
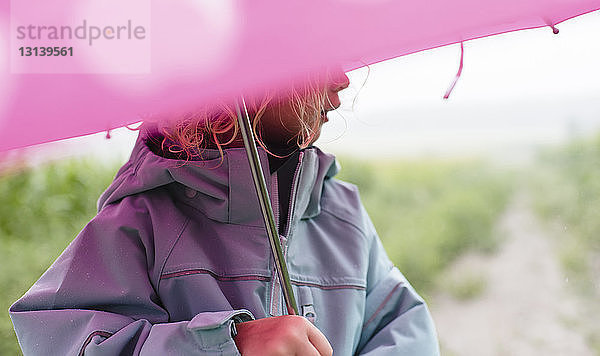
[234,98,298,316]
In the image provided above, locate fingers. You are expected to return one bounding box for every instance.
[295,340,321,356]
[306,322,333,356]
[234,315,333,356]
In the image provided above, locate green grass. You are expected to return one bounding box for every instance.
[531,134,600,295]
[337,158,513,293]
[0,159,119,355]
[0,156,513,353]
[442,270,488,301]
[530,133,600,354]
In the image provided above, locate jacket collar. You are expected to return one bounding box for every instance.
[98,124,339,226]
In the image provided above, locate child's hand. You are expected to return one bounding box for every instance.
[234,315,333,356]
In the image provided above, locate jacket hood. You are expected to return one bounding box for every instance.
[97,123,340,225]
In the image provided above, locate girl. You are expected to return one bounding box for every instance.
[10,69,439,355]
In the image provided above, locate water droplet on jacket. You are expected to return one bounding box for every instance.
[185,187,198,198]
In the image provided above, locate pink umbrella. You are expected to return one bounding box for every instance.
[2,0,599,315]
[1,0,599,152]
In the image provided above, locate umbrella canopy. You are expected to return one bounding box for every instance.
[1,0,599,152]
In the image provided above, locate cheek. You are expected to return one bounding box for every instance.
[257,106,301,145]
[268,103,303,130]
[257,94,324,147]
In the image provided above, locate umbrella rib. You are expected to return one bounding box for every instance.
[234,97,299,316]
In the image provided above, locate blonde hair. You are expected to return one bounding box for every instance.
[158,78,330,160]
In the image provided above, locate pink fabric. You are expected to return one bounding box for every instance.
[1,0,599,151]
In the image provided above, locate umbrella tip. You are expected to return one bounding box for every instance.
[550,25,559,35]
[105,130,112,140]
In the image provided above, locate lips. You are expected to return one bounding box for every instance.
[320,104,339,123]
[320,101,341,123]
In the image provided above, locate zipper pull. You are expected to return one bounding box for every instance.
[298,285,317,323]
[301,304,317,324]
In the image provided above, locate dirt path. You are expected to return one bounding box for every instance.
[429,192,595,356]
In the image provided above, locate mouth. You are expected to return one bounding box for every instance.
[321,104,340,123]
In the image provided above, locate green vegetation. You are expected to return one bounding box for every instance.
[337,158,513,293]
[531,134,600,295]
[0,160,119,355]
[530,134,600,353]
[0,157,513,353]
[441,270,488,301]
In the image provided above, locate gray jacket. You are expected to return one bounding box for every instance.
[10,129,439,355]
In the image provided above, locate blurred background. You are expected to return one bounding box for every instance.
[1,10,599,355]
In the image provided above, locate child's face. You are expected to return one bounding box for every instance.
[259,69,350,150]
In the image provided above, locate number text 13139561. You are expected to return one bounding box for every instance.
[19,47,73,57]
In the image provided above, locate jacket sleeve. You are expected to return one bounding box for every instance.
[9,200,253,356]
[355,214,440,356]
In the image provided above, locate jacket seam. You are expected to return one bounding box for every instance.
[157,217,191,293]
[362,282,403,330]
[161,268,271,282]
[160,269,365,290]
[178,198,263,228]
[290,280,366,291]
[319,208,368,240]
[78,330,113,356]
[132,149,146,176]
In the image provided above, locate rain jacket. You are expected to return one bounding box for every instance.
[10,127,440,355]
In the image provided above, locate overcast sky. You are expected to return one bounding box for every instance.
[319,10,600,159]
[12,10,600,164]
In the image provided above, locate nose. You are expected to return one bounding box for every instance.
[328,71,350,93]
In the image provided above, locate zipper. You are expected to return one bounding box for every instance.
[271,171,280,234]
[269,171,281,316]
[284,151,304,238]
[269,151,304,316]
